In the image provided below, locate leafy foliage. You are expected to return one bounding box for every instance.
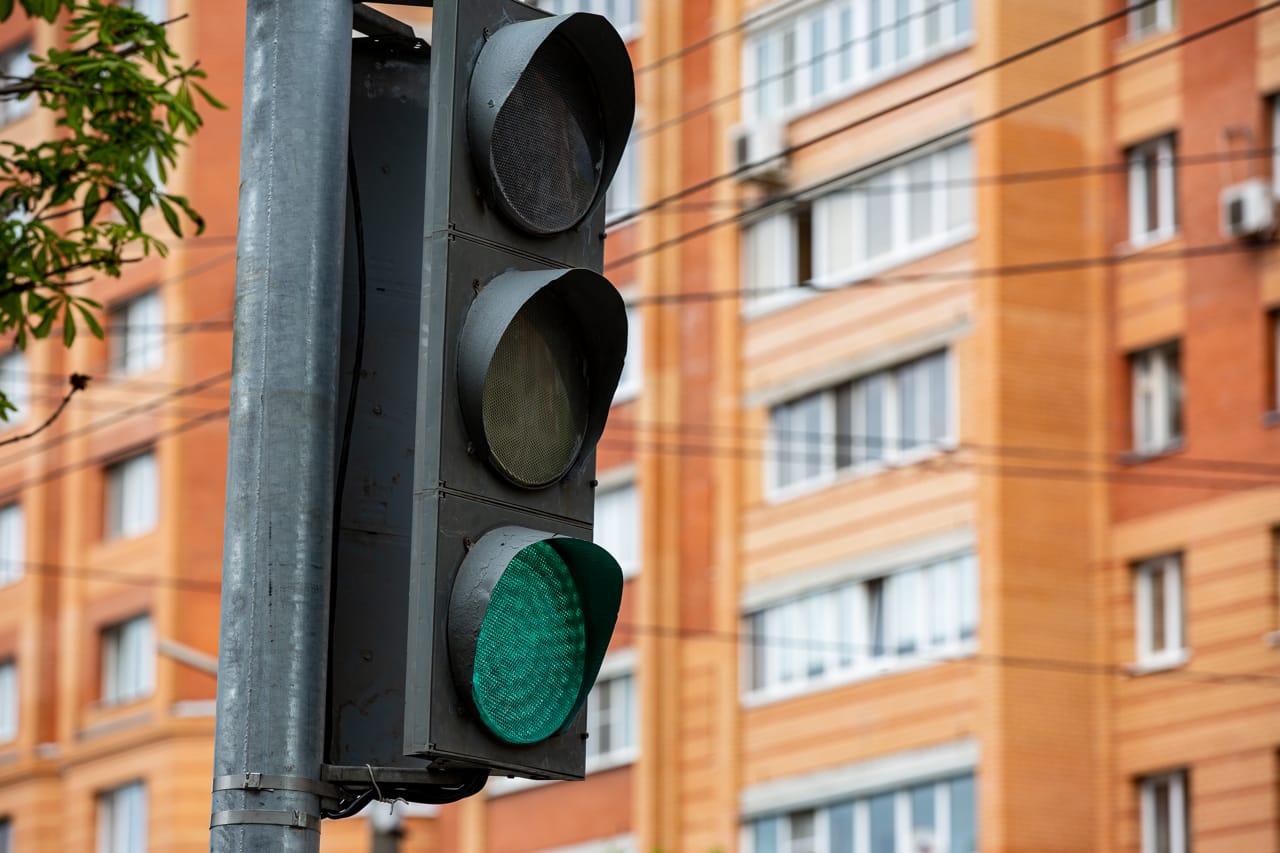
[0,0,221,419]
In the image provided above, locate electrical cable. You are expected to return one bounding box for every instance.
[608,1,1280,252]
[621,238,1277,305]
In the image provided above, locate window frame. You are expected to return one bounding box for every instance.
[1133,554,1186,670]
[0,659,17,744]
[0,40,35,126]
[108,290,165,378]
[593,479,641,580]
[766,349,955,499]
[584,665,639,772]
[0,351,28,428]
[100,613,155,707]
[0,503,22,588]
[1129,341,1182,457]
[97,781,147,853]
[742,550,978,705]
[1138,770,1188,853]
[1127,0,1176,40]
[741,0,974,124]
[613,300,643,404]
[104,450,159,541]
[1127,135,1178,247]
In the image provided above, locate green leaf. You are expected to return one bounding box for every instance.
[61,300,75,347]
[74,300,102,339]
[82,184,101,226]
[193,83,227,111]
[0,0,15,22]
[157,196,181,236]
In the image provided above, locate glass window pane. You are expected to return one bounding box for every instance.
[869,792,896,853]
[754,816,781,853]
[894,0,911,59]
[863,375,886,462]
[907,158,933,242]
[928,352,949,441]
[835,383,854,469]
[946,142,974,230]
[867,578,887,657]
[866,177,893,258]
[910,783,936,830]
[818,191,857,278]
[829,801,855,853]
[949,775,977,853]
[838,6,855,81]
[809,15,826,97]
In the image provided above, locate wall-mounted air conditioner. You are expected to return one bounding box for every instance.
[1221,178,1276,240]
[729,120,788,184]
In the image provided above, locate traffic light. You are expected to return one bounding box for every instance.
[403,0,636,781]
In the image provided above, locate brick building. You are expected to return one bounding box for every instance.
[0,1,1277,852]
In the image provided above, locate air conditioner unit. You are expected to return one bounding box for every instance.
[729,120,788,184]
[1221,178,1276,240]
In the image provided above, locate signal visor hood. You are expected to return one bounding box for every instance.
[466,13,637,235]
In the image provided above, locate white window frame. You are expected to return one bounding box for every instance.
[1138,770,1188,853]
[101,614,155,706]
[0,503,22,587]
[613,301,643,404]
[743,551,977,705]
[767,350,954,499]
[1130,342,1182,456]
[1128,0,1176,40]
[0,351,28,427]
[0,660,17,743]
[1133,554,1186,671]
[594,479,640,579]
[811,140,975,291]
[584,657,639,772]
[97,781,147,853]
[1127,135,1178,247]
[605,121,641,222]
[743,764,977,853]
[0,41,35,126]
[742,0,973,123]
[105,450,159,540]
[108,290,165,377]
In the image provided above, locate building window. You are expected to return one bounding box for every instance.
[0,660,16,743]
[0,351,28,426]
[534,0,641,39]
[770,349,952,493]
[0,41,35,126]
[97,781,147,853]
[0,503,21,587]
[595,481,640,579]
[127,0,167,20]
[1130,342,1182,455]
[812,140,973,286]
[101,614,154,705]
[585,669,637,770]
[108,291,164,376]
[614,302,643,403]
[0,819,10,853]
[1128,0,1176,39]
[744,0,973,121]
[104,450,158,540]
[742,204,812,311]
[1134,554,1185,669]
[1138,771,1188,853]
[606,124,641,221]
[748,773,977,853]
[1127,135,1178,246]
[744,551,977,699]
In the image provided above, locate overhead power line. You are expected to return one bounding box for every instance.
[607,1,1280,262]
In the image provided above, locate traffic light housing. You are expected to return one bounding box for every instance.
[404,0,635,781]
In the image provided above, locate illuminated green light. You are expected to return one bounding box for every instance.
[472,541,586,744]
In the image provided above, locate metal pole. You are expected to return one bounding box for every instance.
[209,0,352,850]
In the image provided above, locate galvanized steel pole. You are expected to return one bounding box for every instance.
[210,1,352,850]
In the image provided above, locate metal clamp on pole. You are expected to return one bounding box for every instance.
[212,772,342,800]
[210,810,321,833]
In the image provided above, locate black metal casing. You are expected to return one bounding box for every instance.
[404,0,635,780]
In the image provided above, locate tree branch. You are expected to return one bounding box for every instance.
[0,372,88,448]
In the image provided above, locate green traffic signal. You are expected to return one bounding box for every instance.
[448,529,623,747]
[472,541,586,744]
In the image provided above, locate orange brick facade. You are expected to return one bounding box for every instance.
[0,1,1277,852]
